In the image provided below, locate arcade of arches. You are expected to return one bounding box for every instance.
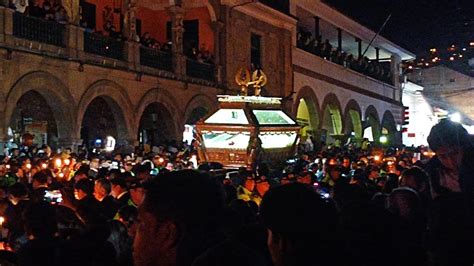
[2,74,216,152]
[295,92,399,147]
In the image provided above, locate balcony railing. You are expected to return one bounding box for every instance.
[140,46,172,72]
[297,32,394,85]
[186,59,215,82]
[13,12,65,47]
[84,32,125,60]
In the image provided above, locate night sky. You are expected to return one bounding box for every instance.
[323,0,473,55]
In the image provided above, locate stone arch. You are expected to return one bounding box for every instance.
[343,99,363,140]
[204,1,217,22]
[4,71,76,142]
[78,80,134,143]
[364,105,381,142]
[135,88,182,141]
[381,110,398,145]
[294,86,321,141]
[321,93,343,144]
[181,0,217,21]
[184,94,217,124]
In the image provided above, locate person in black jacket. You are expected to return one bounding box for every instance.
[424,119,474,265]
[94,178,118,219]
[111,177,129,209]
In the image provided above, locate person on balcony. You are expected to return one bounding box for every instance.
[25,0,44,18]
[54,6,67,24]
[312,38,322,56]
[11,0,28,13]
[42,1,54,21]
[322,39,332,60]
[140,32,156,48]
[81,21,94,33]
[109,25,122,40]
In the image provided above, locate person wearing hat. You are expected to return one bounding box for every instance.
[128,181,145,207]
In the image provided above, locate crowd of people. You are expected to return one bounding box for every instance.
[186,46,215,65]
[297,29,393,85]
[11,0,68,24]
[139,32,172,53]
[0,118,472,266]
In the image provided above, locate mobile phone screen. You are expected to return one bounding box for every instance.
[44,190,62,203]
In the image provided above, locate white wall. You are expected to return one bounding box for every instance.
[402,82,437,146]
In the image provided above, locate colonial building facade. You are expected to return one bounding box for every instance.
[0,0,413,152]
[291,1,414,145]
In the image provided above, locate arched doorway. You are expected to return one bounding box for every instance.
[80,96,129,149]
[381,110,398,145]
[364,105,381,143]
[138,103,177,147]
[296,98,319,142]
[343,100,363,146]
[345,110,362,140]
[183,106,209,145]
[5,71,76,150]
[10,91,59,148]
[321,94,343,145]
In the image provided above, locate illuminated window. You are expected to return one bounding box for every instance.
[205,109,248,124]
[253,110,296,125]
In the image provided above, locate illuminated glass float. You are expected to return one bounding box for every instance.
[195,95,300,169]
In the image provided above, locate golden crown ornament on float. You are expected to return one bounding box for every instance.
[234,67,268,96]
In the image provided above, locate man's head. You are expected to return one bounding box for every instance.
[428,119,470,170]
[133,170,224,266]
[399,166,428,192]
[74,167,89,183]
[94,178,111,201]
[32,171,48,189]
[74,178,94,200]
[110,177,128,198]
[244,177,255,192]
[8,182,28,205]
[129,181,145,206]
[260,183,338,266]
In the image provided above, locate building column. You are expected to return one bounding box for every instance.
[356,38,362,59]
[167,5,186,78]
[62,0,80,25]
[337,28,342,51]
[121,0,140,68]
[122,0,138,42]
[211,20,224,83]
[314,16,320,39]
[391,54,402,99]
[0,129,8,155]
